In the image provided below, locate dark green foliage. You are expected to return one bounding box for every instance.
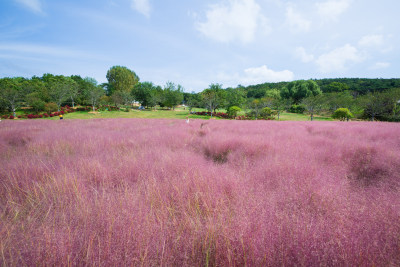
[289,104,306,114]
[316,78,400,95]
[361,89,400,121]
[281,80,322,104]
[162,82,184,110]
[201,84,227,115]
[225,87,246,108]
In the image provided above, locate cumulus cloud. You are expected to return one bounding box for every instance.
[358,34,384,47]
[295,47,314,63]
[316,44,364,73]
[15,0,43,14]
[316,0,351,21]
[196,0,270,44]
[219,65,294,86]
[131,0,151,17]
[285,6,311,32]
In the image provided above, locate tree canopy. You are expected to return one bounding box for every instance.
[106,66,139,95]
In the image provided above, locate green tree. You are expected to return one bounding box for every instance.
[201,84,227,117]
[281,80,322,104]
[247,98,268,120]
[272,98,290,121]
[163,82,184,110]
[0,78,24,117]
[48,76,77,111]
[361,90,400,121]
[133,82,158,108]
[332,108,353,121]
[106,66,139,95]
[301,94,325,121]
[111,91,132,108]
[227,106,241,118]
[84,78,105,112]
[26,92,45,113]
[185,93,202,112]
[225,87,245,108]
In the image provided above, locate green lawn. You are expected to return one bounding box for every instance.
[278,112,333,121]
[5,107,334,121]
[55,109,332,121]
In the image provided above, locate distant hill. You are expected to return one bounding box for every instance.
[241,78,400,98]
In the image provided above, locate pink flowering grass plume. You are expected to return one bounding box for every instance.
[1,119,400,266]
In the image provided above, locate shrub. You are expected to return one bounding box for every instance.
[9,115,14,119]
[289,104,306,114]
[332,108,353,121]
[44,102,58,114]
[227,106,241,118]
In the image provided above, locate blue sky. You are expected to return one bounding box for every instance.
[0,0,399,92]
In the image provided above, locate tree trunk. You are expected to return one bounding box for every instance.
[310,113,314,121]
[92,105,95,112]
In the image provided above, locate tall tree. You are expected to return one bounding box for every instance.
[106,66,139,95]
[201,83,227,117]
[225,87,245,109]
[84,78,105,112]
[301,94,325,121]
[162,82,184,110]
[48,76,77,111]
[0,78,23,117]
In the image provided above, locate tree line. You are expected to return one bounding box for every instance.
[1,65,400,121]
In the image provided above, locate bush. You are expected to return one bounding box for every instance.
[227,106,241,118]
[45,103,58,114]
[332,108,353,121]
[289,104,306,114]
[9,115,14,119]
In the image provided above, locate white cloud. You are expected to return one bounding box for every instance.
[285,6,311,32]
[131,0,151,17]
[316,0,351,21]
[196,0,270,44]
[15,0,43,14]
[219,65,294,86]
[358,34,384,47]
[295,47,314,63]
[371,62,390,70]
[316,44,364,73]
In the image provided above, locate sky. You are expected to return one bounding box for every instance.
[0,0,399,92]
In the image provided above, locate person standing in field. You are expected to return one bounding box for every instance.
[59,114,63,120]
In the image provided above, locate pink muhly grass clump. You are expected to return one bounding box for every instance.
[0,119,400,266]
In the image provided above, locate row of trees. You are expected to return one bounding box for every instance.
[0,66,185,116]
[1,65,399,121]
[188,79,400,121]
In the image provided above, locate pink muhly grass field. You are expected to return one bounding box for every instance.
[1,118,400,266]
